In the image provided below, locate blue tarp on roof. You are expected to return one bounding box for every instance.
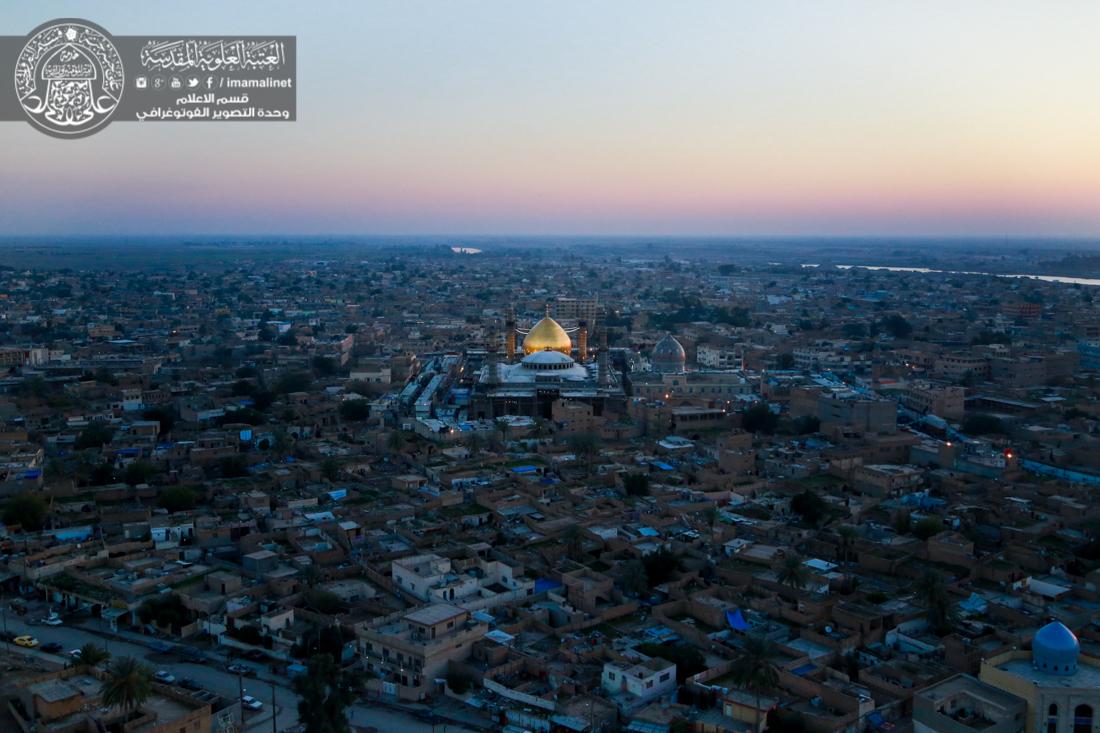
[534,578,563,594]
[726,609,750,631]
[651,461,674,471]
[512,465,538,474]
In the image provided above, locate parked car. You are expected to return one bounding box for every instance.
[154,670,176,684]
[14,635,39,648]
[41,613,63,627]
[0,630,15,642]
[241,695,263,711]
[227,663,254,676]
[69,649,83,659]
[178,678,202,691]
[41,642,63,653]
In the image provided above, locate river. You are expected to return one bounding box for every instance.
[800,263,1100,287]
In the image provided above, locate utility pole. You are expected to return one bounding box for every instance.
[238,672,245,727]
[271,678,277,733]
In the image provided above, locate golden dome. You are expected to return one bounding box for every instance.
[523,316,572,356]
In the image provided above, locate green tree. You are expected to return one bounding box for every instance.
[76,642,110,669]
[220,455,249,478]
[123,460,158,486]
[563,524,585,560]
[292,653,362,733]
[446,667,474,694]
[742,403,779,435]
[275,370,313,394]
[338,399,370,421]
[620,559,648,595]
[138,594,192,631]
[3,492,48,531]
[881,314,913,339]
[777,553,808,590]
[915,570,957,635]
[962,414,1004,436]
[567,432,600,473]
[642,547,681,586]
[76,422,114,450]
[321,458,340,482]
[142,406,176,435]
[622,473,650,496]
[913,516,946,540]
[312,356,337,377]
[157,486,197,513]
[792,415,820,435]
[100,656,153,719]
[790,489,829,528]
[730,635,779,733]
[836,525,858,563]
[636,642,706,683]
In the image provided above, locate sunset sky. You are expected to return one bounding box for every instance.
[4,1,1100,236]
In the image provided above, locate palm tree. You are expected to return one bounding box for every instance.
[494,418,510,446]
[100,656,153,720]
[563,524,585,560]
[567,432,600,474]
[293,653,362,733]
[777,553,808,590]
[836,525,858,564]
[730,634,779,733]
[76,642,110,669]
[915,569,957,634]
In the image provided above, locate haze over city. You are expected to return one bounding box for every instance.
[5,1,1100,236]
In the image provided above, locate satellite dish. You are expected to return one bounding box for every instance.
[825,625,833,634]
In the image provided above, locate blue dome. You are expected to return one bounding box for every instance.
[1032,620,1079,675]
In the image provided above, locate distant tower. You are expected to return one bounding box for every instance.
[577,320,589,362]
[597,329,610,387]
[504,306,517,362]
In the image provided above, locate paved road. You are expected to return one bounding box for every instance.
[1,613,482,733]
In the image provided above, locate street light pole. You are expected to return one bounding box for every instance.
[238,673,244,728]
[271,678,277,733]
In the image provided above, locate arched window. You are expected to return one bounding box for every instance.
[1074,705,1093,733]
[1049,704,1059,733]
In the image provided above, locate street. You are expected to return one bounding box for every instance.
[0,612,482,733]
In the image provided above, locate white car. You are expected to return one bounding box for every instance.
[241,695,263,711]
[69,649,83,659]
[41,614,62,626]
[154,670,176,684]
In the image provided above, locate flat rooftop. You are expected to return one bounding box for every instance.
[405,603,466,626]
[998,658,1100,689]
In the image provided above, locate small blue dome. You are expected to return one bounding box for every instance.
[1032,620,1079,675]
